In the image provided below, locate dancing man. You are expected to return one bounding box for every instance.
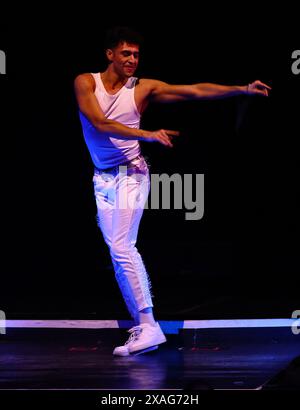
[74,26,270,356]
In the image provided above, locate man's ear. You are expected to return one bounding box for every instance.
[106,49,113,62]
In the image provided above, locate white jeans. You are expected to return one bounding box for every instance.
[93,155,153,323]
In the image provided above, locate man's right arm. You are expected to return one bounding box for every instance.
[74,74,177,147]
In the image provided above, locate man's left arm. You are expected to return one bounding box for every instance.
[149,79,271,103]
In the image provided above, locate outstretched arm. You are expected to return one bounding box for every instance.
[148,79,271,103]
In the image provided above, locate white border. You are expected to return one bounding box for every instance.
[4,318,296,334]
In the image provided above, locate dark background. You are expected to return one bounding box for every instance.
[0,6,299,319]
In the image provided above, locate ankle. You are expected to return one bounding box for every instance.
[139,308,156,326]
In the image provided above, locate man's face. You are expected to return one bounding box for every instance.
[107,41,140,77]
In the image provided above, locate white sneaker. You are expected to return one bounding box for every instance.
[113,322,167,356]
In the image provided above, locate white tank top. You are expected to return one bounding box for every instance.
[79,73,141,169]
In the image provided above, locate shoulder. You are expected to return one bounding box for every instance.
[137,78,166,89]
[135,78,168,98]
[74,73,96,93]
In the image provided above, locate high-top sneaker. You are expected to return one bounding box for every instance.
[113,322,167,356]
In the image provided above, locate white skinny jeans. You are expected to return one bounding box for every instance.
[93,155,153,323]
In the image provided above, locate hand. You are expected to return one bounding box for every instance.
[247,80,272,96]
[145,129,180,147]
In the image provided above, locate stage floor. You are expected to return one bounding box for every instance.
[0,322,299,390]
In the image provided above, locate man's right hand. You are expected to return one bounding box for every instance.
[144,129,180,147]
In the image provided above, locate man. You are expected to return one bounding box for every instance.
[74,27,271,356]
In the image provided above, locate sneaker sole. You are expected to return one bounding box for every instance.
[129,336,167,354]
[130,345,159,355]
[112,349,130,357]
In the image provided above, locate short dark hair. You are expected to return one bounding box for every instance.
[104,26,144,50]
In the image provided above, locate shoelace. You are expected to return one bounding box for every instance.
[125,326,143,345]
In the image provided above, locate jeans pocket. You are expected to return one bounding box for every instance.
[128,157,149,176]
[93,174,107,191]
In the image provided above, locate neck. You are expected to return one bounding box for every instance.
[101,65,128,89]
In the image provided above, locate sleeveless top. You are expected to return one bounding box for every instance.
[79,73,141,169]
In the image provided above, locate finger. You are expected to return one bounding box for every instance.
[165,136,173,147]
[163,139,173,147]
[257,89,267,96]
[165,137,173,147]
[161,130,173,141]
[159,135,173,147]
[163,130,180,136]
[256,81,272,90]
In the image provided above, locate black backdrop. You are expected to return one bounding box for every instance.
[0,6,299,319]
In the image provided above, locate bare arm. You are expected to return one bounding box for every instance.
[74,74,145,139]
[74,74,178,147]
[148,79,271,103]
